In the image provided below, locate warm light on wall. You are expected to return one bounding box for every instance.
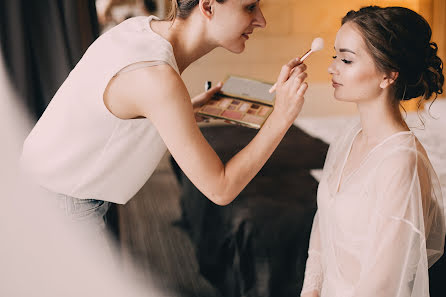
[181,0,444,115]
[259,0,441,111]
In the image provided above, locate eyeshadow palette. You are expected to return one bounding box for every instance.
[198,76,275,129]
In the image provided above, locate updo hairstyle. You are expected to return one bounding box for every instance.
[342,6,444,102]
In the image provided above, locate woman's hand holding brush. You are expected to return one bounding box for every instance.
[269,37,324,93]
[268,58,308,129]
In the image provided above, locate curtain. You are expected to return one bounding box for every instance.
[0,0,99,120]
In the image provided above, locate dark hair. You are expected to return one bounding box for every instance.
[342,6,444,102]
[167,0,226,21]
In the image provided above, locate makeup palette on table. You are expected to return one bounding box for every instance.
[198,76,275,129]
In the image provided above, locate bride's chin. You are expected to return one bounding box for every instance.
[333,95,350,102]
[333,92,342,101]
[332,91,349,102]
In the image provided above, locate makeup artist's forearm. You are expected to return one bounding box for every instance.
[214,113,290,204]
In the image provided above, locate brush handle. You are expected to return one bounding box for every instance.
[269,50,310,93]
[299,49,312,62]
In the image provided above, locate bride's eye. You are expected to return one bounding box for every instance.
[333,56,352,64]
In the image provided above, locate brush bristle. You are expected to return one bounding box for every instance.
[311,37,324,52]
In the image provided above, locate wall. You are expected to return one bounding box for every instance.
[180,0,435,116]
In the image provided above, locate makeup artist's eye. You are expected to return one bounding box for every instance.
[332,55,337,59]
[246,3,257,12]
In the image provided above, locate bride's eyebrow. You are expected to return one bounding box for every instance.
[340,48,356,54]
[333,46,356,54]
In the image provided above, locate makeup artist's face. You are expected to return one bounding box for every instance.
[210,0,266,53]
[328,22,385,103]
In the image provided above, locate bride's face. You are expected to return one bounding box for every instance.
[328,22,386,102]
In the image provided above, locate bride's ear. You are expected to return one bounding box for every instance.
[380,71,398,89]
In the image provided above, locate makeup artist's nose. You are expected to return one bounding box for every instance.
[253,8,267,28]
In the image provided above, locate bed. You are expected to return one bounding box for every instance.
[172,99,446,297]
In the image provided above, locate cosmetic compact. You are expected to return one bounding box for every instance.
[198,75,275,129]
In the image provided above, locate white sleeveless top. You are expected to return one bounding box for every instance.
[21,16,179,204]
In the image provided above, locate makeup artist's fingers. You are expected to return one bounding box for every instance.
[281,64,307,95]
[270,59,306,93]
[290,63,307,79]
[274,66,308,119]
[268,83,277,94]
[194,113,210,123]
[288,81,308,113]
[289,62,307,77]
[292,82,308,114]
[290,72,308,93]
[296,82,308,98]
[192,81,223,108]
[276,58,303,86]
[282,64,306,88]
[272,79,308,126]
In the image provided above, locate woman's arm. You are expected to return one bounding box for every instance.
[353,149,433,297]
[105,58,307,205]
[301,211,323,297]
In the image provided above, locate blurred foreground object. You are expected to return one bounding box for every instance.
[96,0,160,32]
[0,45,172,297]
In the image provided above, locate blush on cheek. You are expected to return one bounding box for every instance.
[341,65,382,101]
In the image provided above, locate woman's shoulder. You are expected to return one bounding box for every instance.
[93,15,172,53]
[109,62,183,99]
[103,63,186,119]
[371,131,436,180]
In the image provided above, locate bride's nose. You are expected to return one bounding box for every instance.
[328,60,337,75]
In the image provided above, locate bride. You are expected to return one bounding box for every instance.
[301,6,445,297]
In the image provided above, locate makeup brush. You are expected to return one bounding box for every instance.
[269,37,324,93]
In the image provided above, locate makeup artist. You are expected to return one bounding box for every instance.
[20,0,308,234]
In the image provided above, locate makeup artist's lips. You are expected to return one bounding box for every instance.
[242,32,253,40]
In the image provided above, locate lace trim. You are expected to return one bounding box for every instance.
[301,252,323,294]
[301,272,323,294]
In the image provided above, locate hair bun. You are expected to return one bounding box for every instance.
[404,41,444,100]
[425,42,444,98]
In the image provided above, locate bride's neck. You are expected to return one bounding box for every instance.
[356,95,408,147]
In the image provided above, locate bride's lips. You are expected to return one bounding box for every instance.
[332,80,342,88]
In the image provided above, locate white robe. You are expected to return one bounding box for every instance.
[301,121,445,297]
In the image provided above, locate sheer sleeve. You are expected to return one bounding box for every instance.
[352,146,445,297]
[301,211,323,296]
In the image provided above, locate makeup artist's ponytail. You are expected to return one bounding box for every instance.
[342,6,444,103]
[167,0,226,21]
[167,0,180,21]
